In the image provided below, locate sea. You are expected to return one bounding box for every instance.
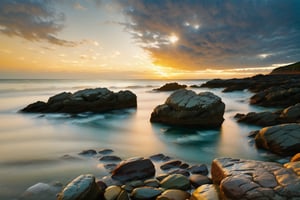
[0,79,281,199]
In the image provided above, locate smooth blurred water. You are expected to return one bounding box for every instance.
[0,79,279,199]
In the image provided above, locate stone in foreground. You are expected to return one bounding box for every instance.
[190,184,219,200]
[255,123,300,156]
[150,89,225,128]
[57,174,101,200]
[21,88,137,114]
[111,157,155,183]
[211,158,300,200]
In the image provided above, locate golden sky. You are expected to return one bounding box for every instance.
[0,1,299,79]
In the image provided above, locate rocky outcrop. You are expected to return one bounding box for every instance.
[111,157,155,183]
[154,82,187,91]
[254,123,300,156]
[20,88,137,114]
[235,103,300,126]
[150,89,225,128]
[211,157,300,200]
[57,174,102,200]
[250,87,300,107]
[271,61,300,75]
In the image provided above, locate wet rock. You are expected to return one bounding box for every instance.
[144,179,160,188]
[150,89,225,128]
[280,103,300,122]
[57,174,101,200]
[190,184,219,200]
[98,149,114,155]
[156,189,190,200]
[235,111,279,126]
[104,185,122,200]
[156,174,169,182]
[160,174,190,190]
[149,153,168,161]
[20,182,62,200]
[78,149,97,156]
[21,88,137,114]
[99,176,122,187]
[60,154,81,161]
[179,163,189,169]
[168,169,190,177]
[122,180,144,192]
[112,157,155,183]
[211,157,300,199]
[99,155,122,162]
[131,187,163,200]
[189,174,212,188]
[188,164,209,176]
[255,123,300,155]
[291,153,300,162]
[104,163,118,171]
[160,160,182,170]
[154,82,187,91]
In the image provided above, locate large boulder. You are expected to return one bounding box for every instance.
[20,88,137,114]
[150,89,225,128]
[254,123,300,156]
[57,174,101,200]
[211,158,300,200]
[111,157,155,183]
[154,82,187,91]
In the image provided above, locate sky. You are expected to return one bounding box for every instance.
[0,0,299,79]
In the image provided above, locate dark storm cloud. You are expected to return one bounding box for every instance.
[121,0,300,70]
[0,0,77,46]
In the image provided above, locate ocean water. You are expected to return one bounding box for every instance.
[0,79,279,199]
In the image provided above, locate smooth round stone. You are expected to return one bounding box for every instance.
[157,189,191,200]
[100,155,122,162]
[104,186,122,200]
[189,174,212,188]
[78,149,97,156]
[99,149,114,154]
[144,179,160,188]
[160,174,190,190]
[188,164,209,175]
[131,187,163,200]
[191,184,219,200]
[160,160,182,170]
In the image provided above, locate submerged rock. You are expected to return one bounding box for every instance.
[211,157,300,200]
[20,182,62,200]
[150,89,225,128]
[154,82,187,91]
[57,174,101,200]
[111,157,155,183]
[20,88,137,114]
[255,123,300,156]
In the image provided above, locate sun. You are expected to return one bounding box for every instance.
[168,34,179,44]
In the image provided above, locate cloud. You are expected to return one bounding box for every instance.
[120,0,300,70]
[0,0,77,46]
[73,2,87,11]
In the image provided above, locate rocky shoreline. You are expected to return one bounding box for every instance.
[18,70,300,200]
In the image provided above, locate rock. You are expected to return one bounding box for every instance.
[280,103,300,122]
[156,174,169,182]
[131,187,163,200]
[154,82,187,91]
[271,61,300,75]
[149,153,168,161]
[150,89,225,128]
[144,179,160,188]
[20,88,137,114]
[160,160,182,170]
[20,182,62,200]
[250,87,300,107]
[99,155,122,162]
[96,180,107,192]
[211,158,300,199]
[122,180,144,192]
[235,111,279,126]
[284,161,300,176]
[254,123,300,155]
[111,157,155,183]
[104,185,122,200]
[189,174,212,188]
[188,164,209,176]
[78,149,97,156]
[57,174,101,200]
[100,176,122,187]
[160,174,190,190]
[179,163,189,169]
[98,149,114,154]
[291,153,300,162]
[168,169,190,177]
[156,189,190,200]
[104,163,118,171]
[190,184,219,200]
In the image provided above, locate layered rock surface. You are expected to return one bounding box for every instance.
[150,89,225,128]
[20,88,137,114]
[254,123,300,156]
[211,157,300,200]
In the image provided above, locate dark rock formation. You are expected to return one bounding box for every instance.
[271,61,300,75]
[150,89,225,128]
[254,123,300,156]
[211,157,300,200]
[20,88,137,114]
[111,157,155,183]
[57,174,102,200]
[235,103,300,126]
[154,82,187,91]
